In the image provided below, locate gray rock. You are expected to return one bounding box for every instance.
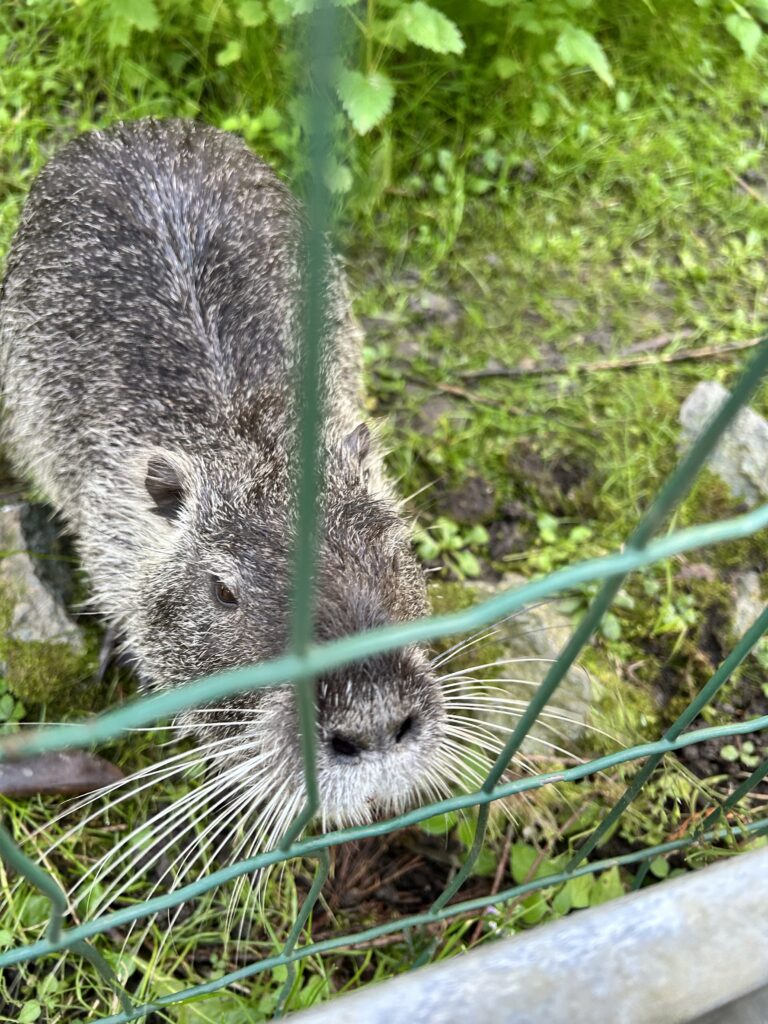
[0,503,84,653]
[417,394,461,432]
[407,290,462,325]
[679,381,768,506]
[732,570,764,639]
[456,573,593,756]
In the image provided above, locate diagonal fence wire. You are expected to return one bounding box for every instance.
[2,0,768,1017]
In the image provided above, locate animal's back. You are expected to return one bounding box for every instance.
[0,119,357,520]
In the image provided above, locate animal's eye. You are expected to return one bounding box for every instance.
[212,578,238,608]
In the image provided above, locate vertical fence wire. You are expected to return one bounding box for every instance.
[279,0,337,851]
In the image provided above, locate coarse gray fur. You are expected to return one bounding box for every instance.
[0,118,448,828]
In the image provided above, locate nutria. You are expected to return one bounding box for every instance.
[0,118,450,829]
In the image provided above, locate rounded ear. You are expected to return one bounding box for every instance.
[343,422,371,462]
[144,450,189,521]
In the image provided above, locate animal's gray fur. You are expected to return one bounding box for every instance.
[0,118,447,826]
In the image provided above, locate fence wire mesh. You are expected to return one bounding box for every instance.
[2,2,768,1022]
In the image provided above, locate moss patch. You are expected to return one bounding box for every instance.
[0,592,100,717]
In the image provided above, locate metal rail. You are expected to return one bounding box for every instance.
[290,847,768,1024]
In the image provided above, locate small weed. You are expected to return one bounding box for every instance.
[414,516,489,579]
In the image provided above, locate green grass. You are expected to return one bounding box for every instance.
[3,0,768,1020]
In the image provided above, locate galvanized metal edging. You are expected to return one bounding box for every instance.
[288,845,768,1024]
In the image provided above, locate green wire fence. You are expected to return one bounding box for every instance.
[2,2,768,1021]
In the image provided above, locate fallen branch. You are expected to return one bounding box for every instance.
[461,335,765,381]
[727,168,767,206]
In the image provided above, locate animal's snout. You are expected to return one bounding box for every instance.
[329,712,419,761]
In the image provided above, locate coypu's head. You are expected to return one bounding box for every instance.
[125,420,448,830]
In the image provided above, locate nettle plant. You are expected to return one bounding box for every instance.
[94,0,622,132]
[92,0,768,161]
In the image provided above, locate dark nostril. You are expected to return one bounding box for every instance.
[331,733,361,758]
[395,715,414,743]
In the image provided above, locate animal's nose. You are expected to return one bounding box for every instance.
[331,733,362,758]
[329,714,418,760]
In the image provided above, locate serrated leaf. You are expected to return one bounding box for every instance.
[118,0,160,31]
[237,0,267,25]
[268,0,294,22]
[555,25,614,87]
[336,69,395,134]
[395,2,465,55]
[216,40,243,66]
[107,16,132,48]
[324,159,353,194]
[725,13,762,57]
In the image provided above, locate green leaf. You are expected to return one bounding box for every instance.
[472,847,498,877]
[600,611,622,641]
[750,0,768,25]
[324,159,353,194]
[510,842,538,884]
[492,55,520,79]
[465,524,490,545]
[18,1003,42,1024]
[725,13,762,57]
[237,0,267,25]
[569,872,596,907]
[0,692,15,721]
[216,40,243,66]
[616,88,631,112]
[720,743,739,762]
[553,874,594,912]
[395,2,465,55]
[107,17,132,47]
[552,884,572,915]
[520,892,549,924]
[649,856,670,879]
[336,69,395,135]
[555,25,614,87]
[260,105,282,130]
[590,866,625,904]
[118,0,160,31]
[452,550,481,577]
[420,811,458,834]
[268,0,294,22]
